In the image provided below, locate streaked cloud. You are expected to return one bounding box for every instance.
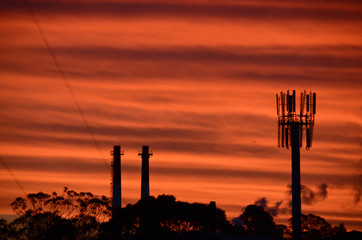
[0,0,361,231]
[2,0,362,22]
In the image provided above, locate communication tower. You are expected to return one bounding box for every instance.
[276,90,316,240]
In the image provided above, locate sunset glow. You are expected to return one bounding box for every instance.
[0,0,361,230]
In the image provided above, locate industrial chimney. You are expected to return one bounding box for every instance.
[111,145,123,218]
[138,145,153,199]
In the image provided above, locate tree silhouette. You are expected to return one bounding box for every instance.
[3,189,357,240]
[0,218,9,239]
[7,187,110,240]
[10,187,111,222]
[6,211,75,240]
[298,213,346,240]
[239,204,284,239]
[99,194,233,240]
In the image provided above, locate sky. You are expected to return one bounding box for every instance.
[0,0,361,230]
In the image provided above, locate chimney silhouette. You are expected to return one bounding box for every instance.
[111,145,123,218]
[138,146,152,199]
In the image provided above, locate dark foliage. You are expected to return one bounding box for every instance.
[298,213,346,240]
[6,212,75,240]
[99,194,234,240]
[4,187,110,240]
[10,187,111,222]
[0,188,356,240]
[239,204,284,240]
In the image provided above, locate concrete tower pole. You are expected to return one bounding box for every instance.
[277,90,316,240]
[291,122,301,240]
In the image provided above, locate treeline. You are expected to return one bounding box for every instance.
[0,188,357,240]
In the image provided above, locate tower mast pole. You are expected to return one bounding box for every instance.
[276,90,316,240]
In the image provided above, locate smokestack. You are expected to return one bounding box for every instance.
[138,145,153,199]
[111,145,123,218]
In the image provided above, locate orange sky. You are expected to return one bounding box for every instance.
[0,0,361,230]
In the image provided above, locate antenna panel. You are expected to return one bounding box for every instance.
[293,90,296,113]
[313,93,316,114]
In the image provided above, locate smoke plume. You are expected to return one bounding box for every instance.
[317,183,328,200]
[353,174,362,204]
[254,197,283,217]
[301,185,316,205]
[287,183,328,205]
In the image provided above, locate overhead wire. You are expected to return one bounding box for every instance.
[0,0,110,205]
[22,0,110,171]
[0,157,28,197]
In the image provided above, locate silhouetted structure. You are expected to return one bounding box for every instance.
[138,145,153,199]
[111,145,123,218]
[276,90,316,240]
[7,189,353,240]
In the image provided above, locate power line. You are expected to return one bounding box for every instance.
[0,157,28,197]
[22,0,109,171]
[0,0,109,200]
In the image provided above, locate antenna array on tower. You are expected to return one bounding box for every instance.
[276,90,316,150]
